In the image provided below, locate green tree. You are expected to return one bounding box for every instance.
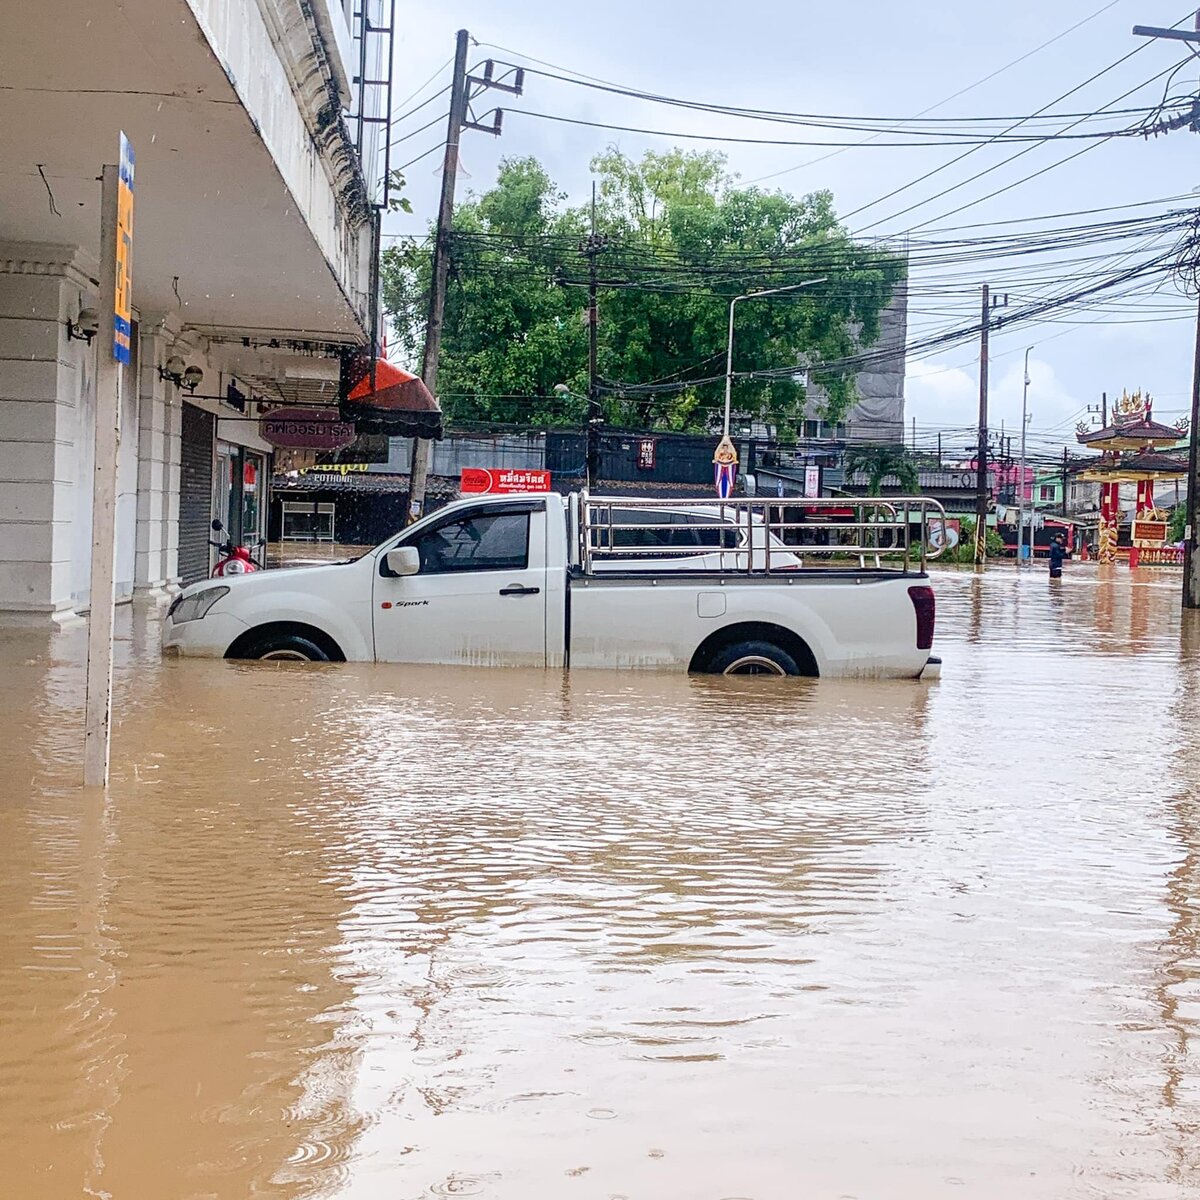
[1170,502,1187,542]
[381,150,905,433]
[842,444,920,496]
[950,517,1004,563]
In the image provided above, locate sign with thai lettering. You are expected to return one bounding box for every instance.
[460,468,552,494]
[636,438,657,470]
[299,463,369,476]
[259,407,357,450]
[804,465,820,497]
[113,132,134,363]
[1132,519,1168,547]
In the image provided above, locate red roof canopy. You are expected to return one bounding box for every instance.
[340,357,443,440]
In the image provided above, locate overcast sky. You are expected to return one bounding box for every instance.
[383,1,1200,458]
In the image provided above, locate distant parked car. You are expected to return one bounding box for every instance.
[588,503,803,571]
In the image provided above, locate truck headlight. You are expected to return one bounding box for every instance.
[170,586,229,624]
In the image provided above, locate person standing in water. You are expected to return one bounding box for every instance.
[1049,535,1066,579]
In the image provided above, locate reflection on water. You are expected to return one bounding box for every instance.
[1,564,1199,1198]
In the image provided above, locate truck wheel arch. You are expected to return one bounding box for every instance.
[225,621,346,662]
[689,622,819,677]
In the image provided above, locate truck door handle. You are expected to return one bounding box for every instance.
[499,584,540,596]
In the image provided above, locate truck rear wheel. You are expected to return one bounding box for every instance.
[243,632,331,662]
[706,640,800,676]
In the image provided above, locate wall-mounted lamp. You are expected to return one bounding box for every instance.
[159,356,204,392]
[65,307,99,345]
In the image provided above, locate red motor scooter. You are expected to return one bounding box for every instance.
[209,519,263,578]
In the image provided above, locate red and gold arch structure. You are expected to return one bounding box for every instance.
[1076,390,1187,566]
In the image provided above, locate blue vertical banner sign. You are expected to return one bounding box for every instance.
[113,132,135,363]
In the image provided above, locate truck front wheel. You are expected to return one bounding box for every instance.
[706,640,800,676]
[243,632,331,662]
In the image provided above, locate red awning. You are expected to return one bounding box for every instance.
[340,357,443,440]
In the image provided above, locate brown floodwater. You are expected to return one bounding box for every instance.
[2,565,1199,1200]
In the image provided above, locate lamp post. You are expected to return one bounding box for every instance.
[1018,346,1033,565]
[555,383,598,489]
[723,279,826,438]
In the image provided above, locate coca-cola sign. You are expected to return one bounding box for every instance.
[259,407,356,451]
[460,468,551,494]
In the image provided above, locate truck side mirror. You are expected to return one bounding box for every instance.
[384,546,420,577]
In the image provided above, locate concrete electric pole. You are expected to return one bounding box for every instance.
[408,32,523,522]
[974,285,1008,565]
[1132,13,1200,606]
[581,182,608,489]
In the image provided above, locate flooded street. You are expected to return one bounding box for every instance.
[3,567,1199,1200]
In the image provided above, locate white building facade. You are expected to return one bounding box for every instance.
[0,0,390,616]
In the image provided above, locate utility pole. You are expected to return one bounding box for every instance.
[1187,292,1200,606]
[1018,346,1032,565]
[974,284,1008,565]
[975,284,991,565]
[407,32,522,521]
[580,182,608,489]
[1132,14,1200,604]
[1061,446,1069,517]
[408,29,469,522]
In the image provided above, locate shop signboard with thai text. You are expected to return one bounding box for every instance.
[260,407,357,451]
[460,468,552,495]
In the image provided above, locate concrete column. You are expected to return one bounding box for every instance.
[0,243,97,617]
[134,328,182,597]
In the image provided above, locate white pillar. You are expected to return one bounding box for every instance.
[0,242,98,617]
[134,327,182,597]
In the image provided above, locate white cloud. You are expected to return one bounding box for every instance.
[906,352,1087,458]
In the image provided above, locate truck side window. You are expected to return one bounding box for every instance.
[412,512,530,574]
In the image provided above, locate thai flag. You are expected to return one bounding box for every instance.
[715,461,737,499]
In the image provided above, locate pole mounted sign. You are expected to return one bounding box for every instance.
[113,132,134,364]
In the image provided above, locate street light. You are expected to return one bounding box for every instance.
[555,382,600,489]
[723,279,826,438]
[1018,346,1033,565]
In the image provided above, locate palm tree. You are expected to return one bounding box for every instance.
[842,444,920,496]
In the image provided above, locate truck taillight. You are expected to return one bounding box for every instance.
[908,585,935,651]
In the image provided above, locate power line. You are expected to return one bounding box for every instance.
[393,141,446,173]
[858,54,1194,234]
[389,54,455,116]
[743,0,1127,184]
[502,105,1163,150]
[388,109,451,149]
[839,8,1195,227]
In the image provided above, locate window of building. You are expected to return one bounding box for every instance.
[282,502,335,542]
[1040,485,1054,501]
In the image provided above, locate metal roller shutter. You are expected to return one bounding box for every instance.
[179,403,214,585]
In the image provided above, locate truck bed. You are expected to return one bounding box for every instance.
[566,569,931,678]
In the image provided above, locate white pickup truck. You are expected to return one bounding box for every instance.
[162,492,942,678]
